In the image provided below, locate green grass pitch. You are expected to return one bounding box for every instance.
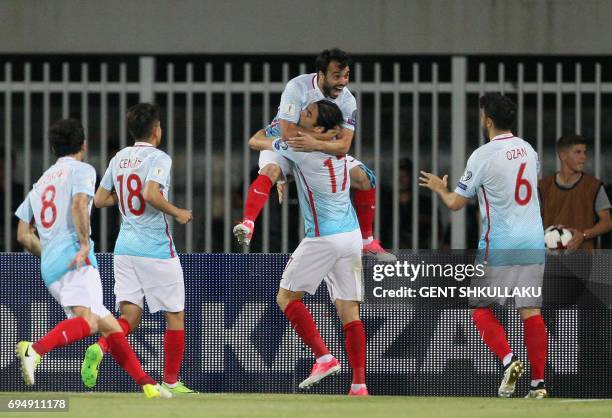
[1,393,611,418]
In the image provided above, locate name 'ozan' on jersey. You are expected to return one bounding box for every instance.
[15,157,98,286]
[454,133,545,265]
[100,142,176,259]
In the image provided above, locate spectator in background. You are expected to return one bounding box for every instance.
[538,135,612,249]
[380,158,443,249]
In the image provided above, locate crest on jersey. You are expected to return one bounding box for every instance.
[280,103,296,116]
[460,170,472,182]
[348,109,357,127]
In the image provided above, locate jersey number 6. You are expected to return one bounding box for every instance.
[514,162,532,206]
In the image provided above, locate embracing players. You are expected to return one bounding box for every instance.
[420,93,548,399]
[14,118,169,398]
[80,103,195,394]
[249,99,368,396]
[234,48,395,262]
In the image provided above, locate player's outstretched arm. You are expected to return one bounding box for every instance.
[419,170,468,211]
[248,129,274,151]
[142,180,193,224]
[68,193,92,269]
[16,220,41,257]
[94,186,118,208]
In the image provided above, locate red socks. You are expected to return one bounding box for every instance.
[523,315,548,380]
[97,317,131,353]
[353,189,376,239]
[163,329,185,384]
[283,300,330,358]
[244,175,274,222]
[106,332,156,386]
[471,308,512,362]
[32,317,91,356]
[343,320,366,384]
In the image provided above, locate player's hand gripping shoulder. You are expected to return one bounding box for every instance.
[285,131,325,152]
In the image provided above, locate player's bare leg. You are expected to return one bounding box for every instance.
[161,311,195,394]
[234,163,281,246]
[349,166,396,262]
[520,308,549,398]
[277,288,340,389]
[336,299,368,396]
[82,301,141,387]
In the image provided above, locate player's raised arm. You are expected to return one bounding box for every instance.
[248,128,274,151]
[142,181,192,225]
[16,220,41,257]
[419,171,468,211]
[68,192,92,269]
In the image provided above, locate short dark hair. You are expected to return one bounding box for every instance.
[315,100,343,132]
[127,103,160,140]
[557,135,588,152]
[479,93,517,130]
[315,48,352,75]
[49,118,85,157]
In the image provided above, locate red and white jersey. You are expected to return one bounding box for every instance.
[100,142,176,258]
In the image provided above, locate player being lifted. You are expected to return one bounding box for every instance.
[249,100,368,396]
[14,119,170,399]
[234,48,395,262]
[81,103,195,394]
[420,93,548,399]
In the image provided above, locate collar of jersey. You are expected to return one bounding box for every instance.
[57,156,76,162]
[491,133,514,141]
[134,141,154,147]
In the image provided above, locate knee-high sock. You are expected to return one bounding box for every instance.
[163,329,185,384]
[283,300,330,358]
[471,308,512,362]
[244,175,274,222]
[97,317,131,353]
[343,320,366,384]
[32,317,91,356]
[106,332,155,386]
[353,189,375,239]
[523,315,548,381]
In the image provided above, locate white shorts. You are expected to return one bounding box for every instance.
[469,263,545,308]
[258,150,291,183]
[114,255,185,313]
[48,265,111,319]
[259,151,364,183]
[281,229,363,302]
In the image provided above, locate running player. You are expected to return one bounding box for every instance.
[81,103,195,394]
[234,48,395,262]
[14,118,169,399]
[249,99,368,396]
[419,93,548,399]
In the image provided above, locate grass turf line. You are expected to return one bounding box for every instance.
[0,393,611,418]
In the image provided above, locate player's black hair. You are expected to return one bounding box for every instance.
[315,48,352,75]
[479,92,517,130]
[127,103,160,140]
[315,100,343,132]
[557,134,588,152]
[49,118,86,157]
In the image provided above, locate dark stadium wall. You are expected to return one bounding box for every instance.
[1,0,611,55]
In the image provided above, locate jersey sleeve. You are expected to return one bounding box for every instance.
[277,80,302,124]
[15,193,33,223]
[341,95,357,131]
[99,158,114,191]
[146,153,172,188]
[272,138,305,165]
[595,185,612,212]
[454,150,488,198]
[72,164,97,197]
